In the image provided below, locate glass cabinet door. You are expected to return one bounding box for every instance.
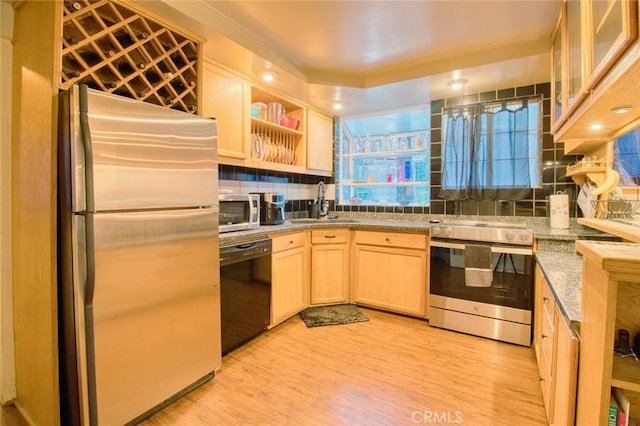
[566,0,585,110]
[552,7,564,129]
[588,0,637,88]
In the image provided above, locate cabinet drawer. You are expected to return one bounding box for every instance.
[541,280,556,326]
[354,230,426,249]
[541,307,555,377]
[311,229,349,244]
[272,232,307,253]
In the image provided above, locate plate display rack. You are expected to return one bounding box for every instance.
[60,0,200,113]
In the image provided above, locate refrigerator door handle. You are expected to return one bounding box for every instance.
[83,212,99,426]
[78,84,96,213]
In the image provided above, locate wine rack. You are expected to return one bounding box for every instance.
[60,0,200,113]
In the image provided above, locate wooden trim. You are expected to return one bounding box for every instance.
[11,1,60,424]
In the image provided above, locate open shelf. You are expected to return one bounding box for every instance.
[612,356,640,393]
[566,158,606,186]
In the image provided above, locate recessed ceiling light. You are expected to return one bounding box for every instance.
[612,106,633,114]
[259,70,278,82]
[590,123,604,130]
[448,79,467,91]
[333,102,343,110]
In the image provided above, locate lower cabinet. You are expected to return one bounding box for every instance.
[534,265,579,426]
[352,230,428,317]
[271,231,308,327]
[310,228,350,305]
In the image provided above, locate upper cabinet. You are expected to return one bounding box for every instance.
[552,0,638,152]
[306,109,334,176]
[201,62,250,160]
[201,64,335,175]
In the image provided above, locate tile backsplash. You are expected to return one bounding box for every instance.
[218,81,580,219]
[218,166,334,217]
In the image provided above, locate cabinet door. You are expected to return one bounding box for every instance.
[533,266,545,367]
[311,243,349,305]
[201,63,248,160]
[552,303,579,426]
[587,0,638,89]
[306,109,334,174]
[271,234,308,327]
[566,0,586,112]
[352,244,426,316]
[551,8,564,130]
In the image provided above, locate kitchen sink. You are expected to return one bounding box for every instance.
[287,218,360,224]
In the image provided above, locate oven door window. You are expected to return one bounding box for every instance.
[430,245,533,310]
[219,201,249,225]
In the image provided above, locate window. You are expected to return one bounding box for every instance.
[613,128,640,186]
[440,96,542,201]
[335,106,430,206]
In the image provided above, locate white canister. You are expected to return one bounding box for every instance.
[550,192,570,229]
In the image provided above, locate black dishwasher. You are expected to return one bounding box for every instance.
[220,238,272,355]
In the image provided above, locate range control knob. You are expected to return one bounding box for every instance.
[443,227,453,237]
[518,233,530,241]
[504,230,515,241]
[431,226,441,236]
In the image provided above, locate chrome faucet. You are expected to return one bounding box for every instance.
[317,181,329,218]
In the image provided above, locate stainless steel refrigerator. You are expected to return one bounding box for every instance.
[57,85,221,425]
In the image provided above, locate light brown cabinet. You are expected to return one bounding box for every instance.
[306,109,334,176]
[575,241,640,426]
[552,0,638,149]
[534,265,579,426]
[352,231,428,317]
[201,62,249,161]
[553,303,579,426]
[200,66,338,174]
[310,229,350,305]
[270,232,309,327]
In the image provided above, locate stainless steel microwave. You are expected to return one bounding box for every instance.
[219,193,260,233]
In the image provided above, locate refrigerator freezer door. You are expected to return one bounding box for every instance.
[77,208,220,425]
[69,86,217,212]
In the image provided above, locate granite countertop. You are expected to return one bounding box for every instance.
[220,214,607,329]
[220,213,616,245]
[535,247,583,327]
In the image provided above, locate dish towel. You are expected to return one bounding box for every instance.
[464,244,493,287]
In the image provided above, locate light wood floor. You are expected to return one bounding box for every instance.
[141,308,547,426]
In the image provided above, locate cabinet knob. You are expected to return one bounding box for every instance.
[539,377,544,382]
[541,334,547,339]
[289,240,294,244]
[543,297,549,303]
[386,238,390,242]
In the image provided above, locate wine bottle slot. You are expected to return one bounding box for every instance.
[188,105,197,113]
[64,36,79,46]
[114,30,134,48]
[62,68,82,78]
[101,80,117,89]
[64,1,82,12]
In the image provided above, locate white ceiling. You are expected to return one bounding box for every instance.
[152,0,561,116]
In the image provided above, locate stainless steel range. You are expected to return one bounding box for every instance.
[429,221,534,346]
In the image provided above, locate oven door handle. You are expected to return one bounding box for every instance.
[430,240,533,256]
